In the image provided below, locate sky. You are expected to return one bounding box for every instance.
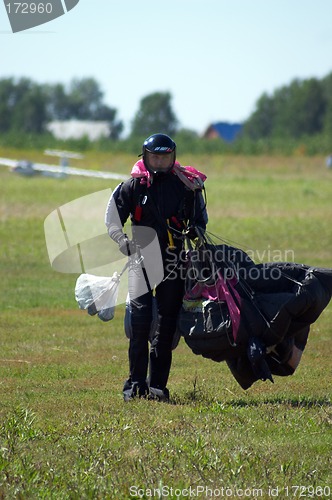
[1,0,332,136]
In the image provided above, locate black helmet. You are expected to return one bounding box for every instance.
[142,133,176,173]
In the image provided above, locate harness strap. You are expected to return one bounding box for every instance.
[132,178,196,244]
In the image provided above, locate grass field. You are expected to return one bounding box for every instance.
[0,151,331,499]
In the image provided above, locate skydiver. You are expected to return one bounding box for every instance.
[105,133,208,401]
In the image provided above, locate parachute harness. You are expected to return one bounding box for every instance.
[181,229,306,349]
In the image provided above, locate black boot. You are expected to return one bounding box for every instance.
[148,387,170,402]
[123,378,149,402]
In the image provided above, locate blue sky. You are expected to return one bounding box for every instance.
[1,0,332,136]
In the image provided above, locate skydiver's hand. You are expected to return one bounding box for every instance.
[187,225,205,240]
[186,226,197,240]
[118,235,136,256]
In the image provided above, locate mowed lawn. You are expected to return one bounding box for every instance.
[0,151,331,499]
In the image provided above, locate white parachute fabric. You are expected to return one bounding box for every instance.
[75,273,120,321]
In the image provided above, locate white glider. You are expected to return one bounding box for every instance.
[0,156,128,181]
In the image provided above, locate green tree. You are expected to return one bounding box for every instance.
[321,72,332,134]
[243,93,275,139]
[130,92,178,138]
[0,77,47,133]
[273,78,326,138]
[244,77,327,140]
[12,80,47,133]
[0,78,15,132]
[66,78,103,120]
[44,83,71,120]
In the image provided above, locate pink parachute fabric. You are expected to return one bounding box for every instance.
[131,160,206,190]
[216,273,242,343]
[184,269,242,343]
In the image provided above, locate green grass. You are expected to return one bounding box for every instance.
[0,152,332,499]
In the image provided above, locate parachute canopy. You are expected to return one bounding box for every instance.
[178,243,332,389]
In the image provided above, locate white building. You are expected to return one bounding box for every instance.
[47,120,110,141]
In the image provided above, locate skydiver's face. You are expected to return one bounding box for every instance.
[145,152,174,173]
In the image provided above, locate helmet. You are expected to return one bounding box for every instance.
[143,133,176,156]
[142,133,176,173]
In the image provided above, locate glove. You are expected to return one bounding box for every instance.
[118,235,136,256]
[186,226,197,240]
[186,226,201,240]
[247,337,274,383]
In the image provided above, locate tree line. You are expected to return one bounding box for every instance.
[243,72,332,140]
[0,77,178,139]
[0,73,331,154]
[0,77,123,138]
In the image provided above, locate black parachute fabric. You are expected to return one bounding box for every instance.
[178,240,332,389]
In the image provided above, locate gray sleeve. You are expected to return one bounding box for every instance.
[105,182,129,243]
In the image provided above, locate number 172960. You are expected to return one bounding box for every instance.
[6,3,53,14]
[284,485,331,497]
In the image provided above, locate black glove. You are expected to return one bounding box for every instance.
[186,226,197,240]
[247,337,274,383]
[187,225,203,240]
[118,235,136,256]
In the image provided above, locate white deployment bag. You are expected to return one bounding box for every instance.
[75,273,121,322]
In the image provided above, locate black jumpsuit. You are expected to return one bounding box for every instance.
[105,167,208,398]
